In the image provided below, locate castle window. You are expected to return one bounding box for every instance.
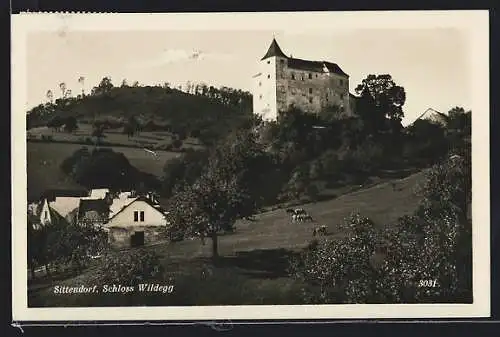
[309,88,313,94]
[301,75,304,81]
[291,73,295,80]
[308,73,312,79]
[309,97,313,103]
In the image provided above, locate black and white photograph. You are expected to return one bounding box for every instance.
[11,11,490,321]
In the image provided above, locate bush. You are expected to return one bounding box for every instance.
[290,152,472,304]
[96,249,164,285]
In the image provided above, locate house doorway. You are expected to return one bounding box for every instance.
[130,231,145,247]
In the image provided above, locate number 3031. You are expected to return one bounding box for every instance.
[418,279,438,287]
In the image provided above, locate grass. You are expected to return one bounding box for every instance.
[27,142,181,201]
[27,124,204,151]
[28,170,426,307]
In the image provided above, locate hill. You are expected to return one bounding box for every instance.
[27,82,253,145]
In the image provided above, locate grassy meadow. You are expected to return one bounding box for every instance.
[27,141,181,201]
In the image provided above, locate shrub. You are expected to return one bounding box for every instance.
[96,249,164,285]
[289,213,380,304]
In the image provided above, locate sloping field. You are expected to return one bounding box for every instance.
[28,170,426,307]
[153,170,426,260]
[27,142,180,200]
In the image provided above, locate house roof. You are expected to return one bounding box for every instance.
[77,199,109,219]
[261,38,288,60]
[41,189,88,202]
[105,196,166,225]
[412,108,448,126]
[49,197,81,218]
[88,188,110,200]
[109,196,138,219]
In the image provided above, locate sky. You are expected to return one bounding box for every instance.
[27,28,471,125]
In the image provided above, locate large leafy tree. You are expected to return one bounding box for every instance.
[355,74,406,135]
[166,128,270,259]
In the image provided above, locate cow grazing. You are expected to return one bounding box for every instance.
[313,225,328,237]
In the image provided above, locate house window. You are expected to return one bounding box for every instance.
[309,88,313,94]
[301,74,304,81]
[267,74,270,79]
[259,94,263,100]
[291,73,295,80]
[259,81,262,86]
[316,74,318,78]
[309,97,313,103]
[134,211,138,222]
[339,79,343,85]
[140,211,145,222]
[280,59,285,64]
[308,73,312,79]
[267,60,270,64]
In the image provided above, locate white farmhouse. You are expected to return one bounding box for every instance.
[103,196,169,248]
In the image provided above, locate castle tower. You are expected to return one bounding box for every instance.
[252,38,352,121]
[252,38,288,121]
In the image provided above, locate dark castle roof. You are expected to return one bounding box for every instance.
[261,38,348,77]
[287,58,348,77]
[261,38,288,60]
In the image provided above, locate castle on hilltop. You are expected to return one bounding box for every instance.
[252,38,355,121]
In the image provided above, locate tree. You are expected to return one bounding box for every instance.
[123,115,139,138]
[355,74,406,135]
[91,122,105,145]
[59,82,67,98]
[46,90,54,104]
[161,149,210,198]
[78,76,85,96]
[91,77,114,96]
[63,116,78,133]
[166,129,269,259]
[291,150,472,304]
[47,116,64,132]
[27,214,43,280]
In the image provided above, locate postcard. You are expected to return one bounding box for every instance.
[11,10,490,322]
